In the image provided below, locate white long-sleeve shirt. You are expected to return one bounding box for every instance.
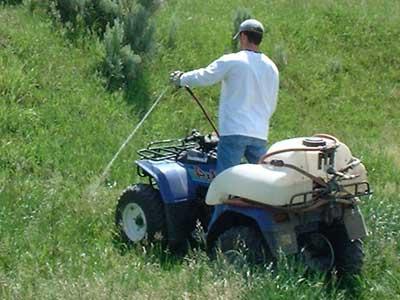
[180,50,279,140]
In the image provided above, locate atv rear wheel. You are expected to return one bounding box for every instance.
[298,233,335,272]
[214,226,272,266]
[328,227,364,278]
[115,184,166,245]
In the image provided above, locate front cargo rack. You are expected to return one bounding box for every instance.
[137,138,198,161]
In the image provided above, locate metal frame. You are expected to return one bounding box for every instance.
[137,138,198,161]
[289,181,372,207]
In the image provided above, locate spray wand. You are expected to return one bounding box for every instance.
[100,87,170,179]
[91,85,218,196]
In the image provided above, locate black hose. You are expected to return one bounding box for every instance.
[184,86,220,137]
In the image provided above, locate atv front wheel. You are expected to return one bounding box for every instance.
[214,226,272,266]
[115,184,166,245]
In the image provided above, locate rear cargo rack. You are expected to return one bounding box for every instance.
[288,181,372,207]
[337,182,372,199]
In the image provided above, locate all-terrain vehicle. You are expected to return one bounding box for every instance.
[115,130,218,250]
[115,130,371,276]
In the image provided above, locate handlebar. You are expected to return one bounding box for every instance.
[184,129,219,151]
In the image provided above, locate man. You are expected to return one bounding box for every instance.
[170,19,279,174]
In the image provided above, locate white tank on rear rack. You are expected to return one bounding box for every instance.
[205,134,368,207]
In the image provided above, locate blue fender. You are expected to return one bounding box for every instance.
[207,204,299,256]
[136,160,191,203]
[208,204,276,232]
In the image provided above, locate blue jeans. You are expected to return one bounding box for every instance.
[216,135,267,174]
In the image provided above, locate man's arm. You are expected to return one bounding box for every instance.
[180,56,229,87]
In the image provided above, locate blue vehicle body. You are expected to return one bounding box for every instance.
[206,204,285,254]
[206,204,324,256]
[136,159,215,204]
[134,142,219,247]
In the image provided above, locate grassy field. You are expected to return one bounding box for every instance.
[1,0,400,299]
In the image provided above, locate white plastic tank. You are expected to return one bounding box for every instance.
[206,135,368,206]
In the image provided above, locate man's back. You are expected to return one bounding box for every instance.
[180,50,278,139]
[217,50,279,139]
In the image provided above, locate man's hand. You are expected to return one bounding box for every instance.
[169,70,183,88]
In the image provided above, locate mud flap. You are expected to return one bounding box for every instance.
[164,200,198,249]
[262,224,298,257]
[343,206,368,240]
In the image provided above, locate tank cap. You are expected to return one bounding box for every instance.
[302,137,326,147]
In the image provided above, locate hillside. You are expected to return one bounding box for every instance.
[1,1,400,299]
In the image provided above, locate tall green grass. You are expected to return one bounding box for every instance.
[1,1,400,299]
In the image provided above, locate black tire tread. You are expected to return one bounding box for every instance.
[115,183,166,245]
[328,227,364,277]
[215,225,270,265]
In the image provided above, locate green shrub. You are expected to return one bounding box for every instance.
[43,0,157,92]
[25,0,49,13]
[47,0,121,35]
[137,0,160,12]
[120,44,142,85]
[83,0,121,36]
[123,4,155,55]
[50,0,85,25]
[102,20,141,90]
[0,0,23,4]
